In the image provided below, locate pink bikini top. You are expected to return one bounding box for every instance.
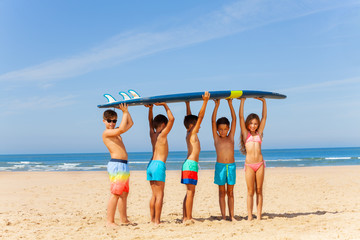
[246,132,262,144]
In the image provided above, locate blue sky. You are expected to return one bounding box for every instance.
[1,0,360,154]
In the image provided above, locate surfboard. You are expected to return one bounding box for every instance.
[97,90,286,108]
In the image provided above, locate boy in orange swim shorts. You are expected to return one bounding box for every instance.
[102,104,133,227]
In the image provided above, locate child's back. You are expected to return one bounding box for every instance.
[181,92,210,223]
[146,103,174,225]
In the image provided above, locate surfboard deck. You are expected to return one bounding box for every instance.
[97,90,286,108]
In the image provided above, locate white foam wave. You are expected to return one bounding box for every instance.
[325,157,351,160]
[7,161,42,165]
[266,159,303,162]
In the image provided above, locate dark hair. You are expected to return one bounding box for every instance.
[240,113,260,155]
[184,114,198,129]
[216,117,230,128]
[153,114,168,129]
[103,109,117,119]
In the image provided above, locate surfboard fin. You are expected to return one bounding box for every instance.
[103,94,117,103]
[128,90,141,98]
[119,91,131,100]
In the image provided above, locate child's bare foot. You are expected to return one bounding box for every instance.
[106,222,119,228]
[230,217,237,221]
[183,219,195,225]
[247,215,253,221]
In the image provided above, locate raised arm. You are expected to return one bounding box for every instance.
[211,99,220,139]
[104,104,132,137]
[145,104,155,135]
[192,91,210,134]
[227,99,236,138]
[256,98,267,135]
[185,101,192,115]
[154,102,175,136]
[239,98,248,138]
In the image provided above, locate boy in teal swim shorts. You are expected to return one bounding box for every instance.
[102,104,133,227]
[145,103,174,225]
[211,99,236,221]
[181,92,210,224]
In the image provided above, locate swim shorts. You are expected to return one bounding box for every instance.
[181,159,199,185]
[214,162,236,186]
[147,160,166,182]
[107,159,130,195]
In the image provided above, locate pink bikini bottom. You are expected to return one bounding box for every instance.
[244,161,266,172]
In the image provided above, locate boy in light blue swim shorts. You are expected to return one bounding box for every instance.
[147,160,166,182]
[145,103,174,225]
[211,99,236,221]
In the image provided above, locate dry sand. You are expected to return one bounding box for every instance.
[1,166,360,239]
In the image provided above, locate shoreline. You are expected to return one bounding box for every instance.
[1,164,360,173]
[1,165,360,239]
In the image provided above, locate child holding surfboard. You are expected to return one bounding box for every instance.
[211,99,236,221]
[181,91,210,224]
[239,97,267,220]
[102,104,134,227]
[145,103,175,225]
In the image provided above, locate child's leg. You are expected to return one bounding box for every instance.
[183,184,196,221]
[149,181,156,223]
[151,181,165,225]
[218,185,226,220]
[245,167,256,220]
[226,184,235,221]
[107,193,120,225]
[117,191,129,224]
[255,165,265,220]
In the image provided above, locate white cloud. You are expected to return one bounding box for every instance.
[0,0,359,83]
[278,77,360,93]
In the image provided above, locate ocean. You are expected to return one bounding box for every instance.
[0,147,359,172]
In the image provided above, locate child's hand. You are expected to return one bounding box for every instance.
[118,103,128,112]
[202,91,210,101]
[240,97,246,101]
[227,98,232,104]
[145,104,153,108]
[213,99,220,106]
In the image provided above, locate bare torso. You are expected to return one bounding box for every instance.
[186,132,201,162]
[214,136,235,164]
[151,132,169,162]
[244,133,263,164]
[102,134,128,160]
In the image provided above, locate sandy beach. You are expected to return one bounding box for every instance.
[1,166,360,240]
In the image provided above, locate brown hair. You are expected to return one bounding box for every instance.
[103,109,117,119]
[216,117,230,128]
[184,115,198,129]
[153,114,168,129]
[240,113,260,155]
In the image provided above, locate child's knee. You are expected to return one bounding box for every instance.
[219,189,226,198]
[256,187,263,195]
[227,189,234,198]
[247,189,255,196]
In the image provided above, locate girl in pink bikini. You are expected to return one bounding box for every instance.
[239,97,267,220]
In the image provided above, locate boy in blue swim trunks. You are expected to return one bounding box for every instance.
[182,92,210,224]
[145,103,174,225]
[211,99,236,221]
[102,104,133,227]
